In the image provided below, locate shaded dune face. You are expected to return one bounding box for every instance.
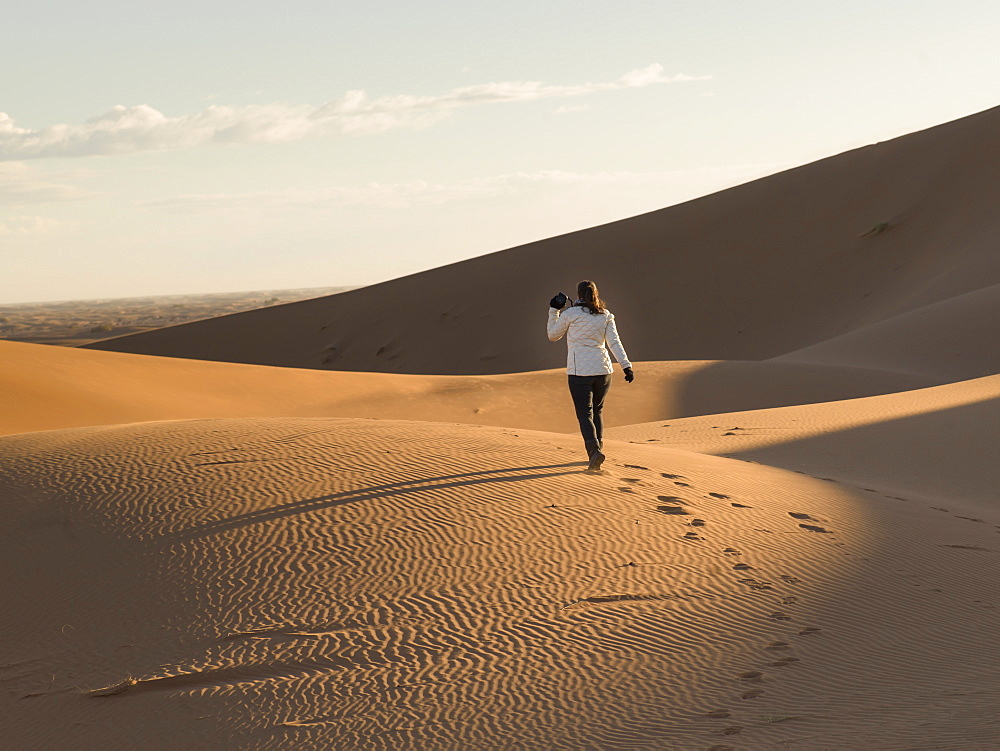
[85,105,1000,376]
[4,418,1000,749]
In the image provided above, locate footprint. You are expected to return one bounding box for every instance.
[956,516,986,523]
[683,531,704,540]
[781,596,799,605]
[618,487,637,493]
[674,481,691,487]
[738,578,773,591]
[741,689,764,699]
[799,524,832,533]
[656,506,688,515]
[788,512,814,520]
[722,547,742,555]
[942,545,990,551]
[721,726,743,735]
[779,575,801,584]
[769,611,792,620]
[657,495,685,503]
[738,670,763,682]
[732,563,754,570]
[764,641,790,651]
[731,503,753,509]
[798,626,821,636]
[704,709,731,719]
[621,478,642,484]
[768,657,800,667]
[689,519,706,527]
[661,473,684,479]
[623,465,648,470]
[709,493,730,499]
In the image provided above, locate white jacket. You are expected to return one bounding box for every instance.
[547,304,632,376]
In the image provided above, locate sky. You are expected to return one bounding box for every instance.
[3,1,999,304]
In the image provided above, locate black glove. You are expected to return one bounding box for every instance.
[549,292,568,309]
[623,367,634,383]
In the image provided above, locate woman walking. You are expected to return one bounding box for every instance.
[547,280,634,473]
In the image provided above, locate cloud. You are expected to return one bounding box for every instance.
[0,214,66,236]
[0,162,93,204]
[553,104,591,115]
[140,164,787,214]
[0,64,710,161]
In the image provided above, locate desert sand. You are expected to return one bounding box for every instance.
[4,107,1000,750]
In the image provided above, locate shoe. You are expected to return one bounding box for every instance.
[584,440,605,473]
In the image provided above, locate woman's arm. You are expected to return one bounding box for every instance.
[605,314,632,368]
[547,307,572,342]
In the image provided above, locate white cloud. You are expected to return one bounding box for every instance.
[0,64,710,161]
[0,162,93,204]
[553,104,591,115]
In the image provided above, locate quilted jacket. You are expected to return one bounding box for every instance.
[547,304,632,376]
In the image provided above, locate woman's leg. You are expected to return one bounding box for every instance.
[591,374,612,445]
[567,375,598,448]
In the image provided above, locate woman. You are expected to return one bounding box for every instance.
[547,280,634,473]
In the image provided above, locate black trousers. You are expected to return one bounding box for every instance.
[568,374,612,447]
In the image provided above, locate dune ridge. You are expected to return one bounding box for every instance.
[86,105,1000,376]
[0,339,935,437]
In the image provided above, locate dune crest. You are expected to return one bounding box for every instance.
[0,339,934,437]
[86,106,1000,376]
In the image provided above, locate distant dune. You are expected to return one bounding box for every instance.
[6,106,1000,749]
[86,105,1000,377]
[0,340,934,437]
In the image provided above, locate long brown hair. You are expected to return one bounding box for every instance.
[577,280,607,315]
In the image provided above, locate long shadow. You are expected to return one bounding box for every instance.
[725,393,1000,508]
[181,462,582,540]
[670,360,941,422]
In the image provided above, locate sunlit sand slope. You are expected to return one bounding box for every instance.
[608,374,1000,514]
[0,340,934,437]
[3,418,999,749]
[88,106,1000,375]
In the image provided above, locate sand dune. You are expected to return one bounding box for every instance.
[4,417,1000,749]
[7,106,1000,750]
[0,339,935,437]
[87,106,1000,375]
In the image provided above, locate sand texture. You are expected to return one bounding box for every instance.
[5,106,1000,749]
[4,418,1000,750]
